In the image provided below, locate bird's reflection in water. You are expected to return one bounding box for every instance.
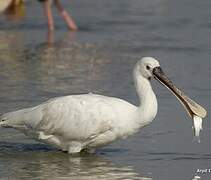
[46,30,77,45]
[47,30,55,45]
[0,29,113,112]
[0,142,151,180]
[192,175,201,180]
[31,31,112,96]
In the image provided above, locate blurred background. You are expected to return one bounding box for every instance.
[0,0,211,179]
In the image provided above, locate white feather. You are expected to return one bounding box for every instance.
[0,57,160,153]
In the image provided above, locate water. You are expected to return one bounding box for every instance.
[0,0,211,179]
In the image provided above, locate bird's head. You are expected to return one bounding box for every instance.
[135,57,160,80]
[135,57,207,119]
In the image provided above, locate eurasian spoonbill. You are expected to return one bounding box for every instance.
[0,57,207,153]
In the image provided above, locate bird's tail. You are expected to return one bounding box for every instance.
[0,113,12,128]
[0,109,29,128]
[0,106,43,129]
[0,113,7,127]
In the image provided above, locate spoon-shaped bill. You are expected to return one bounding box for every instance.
[153,66,207,119]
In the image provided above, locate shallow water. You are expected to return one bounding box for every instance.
[0,0,211,179]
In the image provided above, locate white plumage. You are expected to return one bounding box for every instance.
[0,57,206,153]
[0,57,159,153]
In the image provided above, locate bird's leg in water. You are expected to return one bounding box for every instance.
[80,148,96,154]
[54,0,78,31]
[68,142,82,154]
[44,0,54,31]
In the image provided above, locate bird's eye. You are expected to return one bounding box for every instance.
[146,65,150,70]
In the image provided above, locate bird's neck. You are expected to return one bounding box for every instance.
[134,72,158,125]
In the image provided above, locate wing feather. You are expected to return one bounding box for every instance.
[33,95,116,141]
[1,94,135,143]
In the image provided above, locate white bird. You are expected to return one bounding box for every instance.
[0,57,207,153]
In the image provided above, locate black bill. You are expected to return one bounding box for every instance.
[153,66,207,118]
